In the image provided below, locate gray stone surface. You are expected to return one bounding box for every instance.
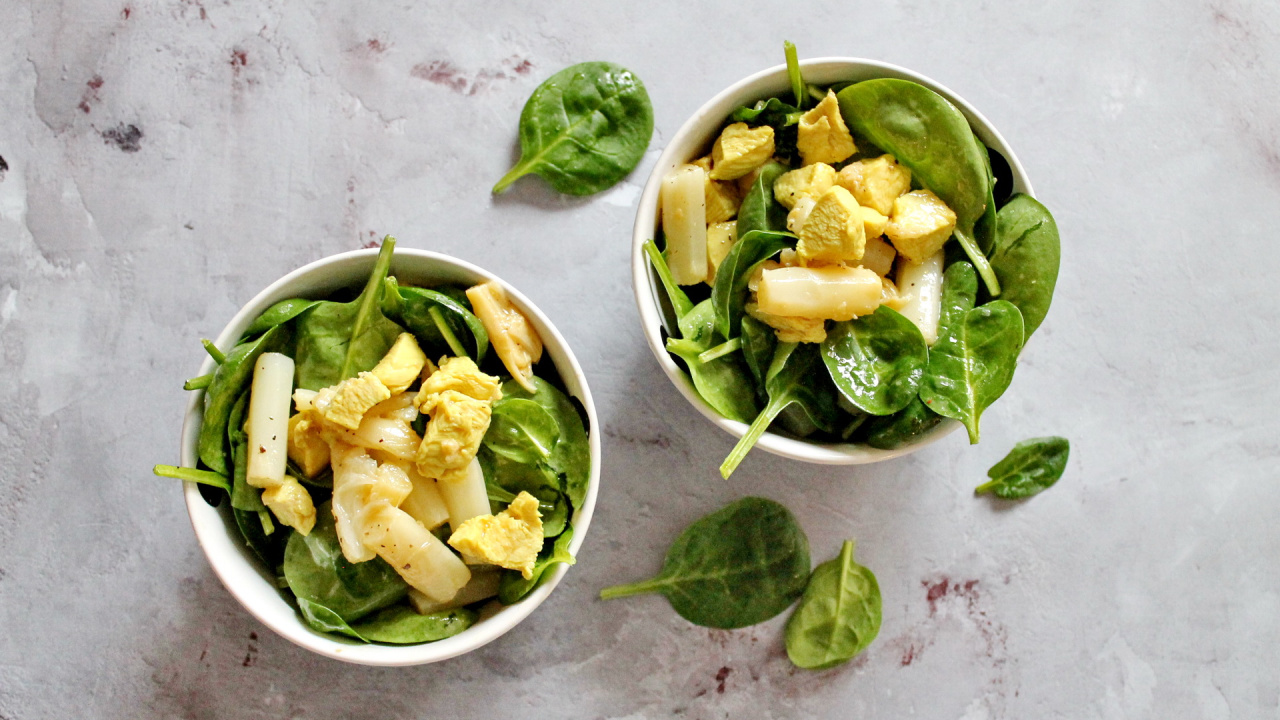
[2,1,1279,717]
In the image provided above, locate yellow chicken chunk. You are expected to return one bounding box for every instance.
[694,157,742,224]
[885,189,958,264]
[466,281,543,393]
[415,390,492,479]
[706,221,737,284]
[261,479,316,535]
[371,333,427,394]
[773,163,837,210]
[287,412,330,478]
[797,186,866,264]
[861,206,889,240]
[416,356,502,412]
[448,491,544,579]
[797,91,857,166]
[710,123,775,180]
[746,303,828,344]
[315,372,391,431]
[837,154,912,216]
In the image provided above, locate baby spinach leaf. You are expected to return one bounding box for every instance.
[785,540,882,670]
[667,300,760,425]
[484,398,561,465]
[919,300,1024,444]
[150,465,230,491]
[728,96,798,126]
[477,446,570,538]
[499,527,576,605]
[836,79,1001,296]
[293,239,404,391]
[859,396,945,450]
[711,229,794,339]
[976,436,1070,499]
[599,497,810,629]
[297,597,367,641]
[242,298,324,339]
[381,278,489,362]
[493,62,653,196]
[736,161,791,238]
[500,377,591,511]
[352,605,478,644]
[821,306,928,417]
[644,238,694,321]
[233,506,287,569]
[784,41,807,110]
[739,314,777,398]
[720,343,838,479]
[283,501,408,623]
[940,260,979,329]
[197,323,290,475]
[989,194,1061,342]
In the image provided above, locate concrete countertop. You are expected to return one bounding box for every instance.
[2,1,1278,717]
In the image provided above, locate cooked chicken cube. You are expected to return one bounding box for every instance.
[773,162,837,210]
[371,333,427,394]
[797,186,866,264]
[710,123,775,180]
[466,281,543,392]
[796,90,857,166]
[885,189,957,264]
[448,491,544,579]
[314,372,391,431]
[837,154,912,216]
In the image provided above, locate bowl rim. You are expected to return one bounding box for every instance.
[180,246,601,666]
[630,56,1035,465]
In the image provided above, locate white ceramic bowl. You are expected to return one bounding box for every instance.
[180,248,600,665]
[631,58,1035,465]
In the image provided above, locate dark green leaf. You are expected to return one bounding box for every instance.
[493,62,653,196]
[297,597,367,641]
[599,497,810,629]
[499,377,591,511]
[381,278,489,363]
[784,41,806,109]
[785,540,881,670]
[351,605,477,644]
[644,238,694,322]
[242,298,324,339]
[484,398,561,465]
[197,323,290,475]
[736,161,791,238]
[711,230,794,339]
[989,194,1061,341]
[739,314,776,398]
[667,300,759,424]
[859,396,945,450]
[821,306,928,416]
[976,436,1069,499]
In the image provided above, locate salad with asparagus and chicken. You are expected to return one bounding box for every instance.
[156,239,588,644]
[648,43,1061,477]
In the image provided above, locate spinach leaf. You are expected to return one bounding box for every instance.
[232,505,287,568]
[150,465,230,491]
[293,239,404,391]
[242,298,324,339]
[720,343,838,479]
[785,540,882,670]
[728,97,798,126]
[736,161,791,238]
[297,597,366,641]
[821,306,928,416]
[643,238,694,321]
[478,447,571,538]
[599,497,810,629]
[381,278,489,362]
[859,396,945,450]
[739,313,776,398]
[499,377,591,511]
[940,260,979,328]
[493,62,653,196]
[711,229,794,339]
[197,323,290,475]
[352,606,477,644]
[484,398,560,465]
[666,300,760,425]
[975,436,1069,499]
[227,390,268,514]
[784,40,807,109]
[989,194,1061,341]
[499,527,576,605]
[836,79,1001,296]
[919,300,1024,444]
[283,501,408,624]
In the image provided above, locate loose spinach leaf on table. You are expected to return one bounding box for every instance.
[736,161,791,238]
[352,606,478,644]
[666,300,760,425]
[919,299,1024,444]
[283,501,408,625]
[197,323,290,475]
[381,278,489,362]
[499,527,576,605]
[859,396,945,450]
[976,436,1070,499]
[599,497,810,629]
[836,79,1001,296]
[989,194,1061,342]
[785,540,882,670]
[711,229,794,339]
[498,377,591,511]
[720,342,838,479]
[821,305,928,417]
[493,62,653,196]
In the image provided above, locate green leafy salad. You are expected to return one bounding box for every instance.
[156,239,590,644]
[647,43,1062,477]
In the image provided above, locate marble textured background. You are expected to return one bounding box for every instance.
[2,0,1279,718]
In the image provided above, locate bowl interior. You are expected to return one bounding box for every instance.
[181,248,600,666]
[631,58,1034,465]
